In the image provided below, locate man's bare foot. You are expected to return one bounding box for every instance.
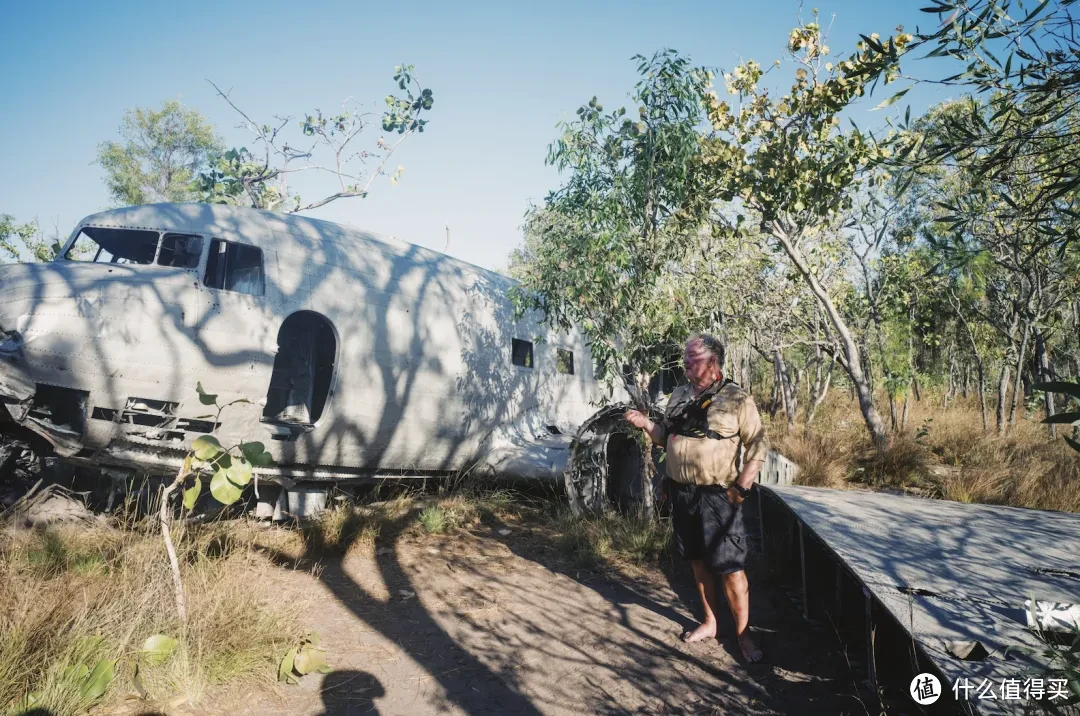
[680,622,717,643]
[738,632,763,662]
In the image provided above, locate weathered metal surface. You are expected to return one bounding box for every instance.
[0,203,625,483]
[758,449,799,486]
[765,484,1080,715]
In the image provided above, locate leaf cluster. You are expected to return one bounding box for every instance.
[178,383,274,509]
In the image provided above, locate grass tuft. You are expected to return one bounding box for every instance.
[550,509,672,569]
[418,504,450,534]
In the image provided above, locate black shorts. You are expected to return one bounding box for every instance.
[667,479,748,574]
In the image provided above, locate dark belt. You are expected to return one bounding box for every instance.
[665,477,728,494]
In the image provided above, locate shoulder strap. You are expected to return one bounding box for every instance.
[665,379,740,440]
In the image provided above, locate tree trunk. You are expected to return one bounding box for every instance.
[806,358,833,426]
[996,361,1011,436]
[775,348,794,431]
[901,395,910,432]
[769,221,888,448]
[888,394,898,432]
[976,363,989,433]
[953,297,988,432]
[160,472,189,624]
[1035,329,1056,438]
[1009,321,1031,428]
[769,365,781,420]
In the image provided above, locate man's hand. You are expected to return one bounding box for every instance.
[726,483,746,506]
[624,409,665,445]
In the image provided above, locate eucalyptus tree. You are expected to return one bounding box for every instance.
[96,101,224,206]
[900,97,1080,433]
[510,50,715,405]
[698,15,916,447]
[911,0,1080,238]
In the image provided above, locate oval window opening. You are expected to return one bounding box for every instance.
[262,311,336,426]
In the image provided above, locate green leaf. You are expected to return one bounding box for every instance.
[61,664,90,683]
[1067,436,1080,454]
[871,86,911,111]
[1033,381,1080,402]
[278,648,297,683]
[294,645,328,675]
[182,477,201,510]
[195,382,218,406]
[225,457,252,487]
[1042,412,1080,425]
[80,659,116,702]
[142,634,179,666]
[210,467,244,504]
[192,435,223,461]
[241,441,273,466]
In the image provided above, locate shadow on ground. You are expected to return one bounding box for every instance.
[246,497,874,716]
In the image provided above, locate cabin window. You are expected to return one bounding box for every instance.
[512,338,533,369]
[556,348,575,375]
[204,239,264,296]
[156,233,203,269]
[65,227,159,265]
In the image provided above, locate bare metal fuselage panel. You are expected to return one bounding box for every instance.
[0,203,614,484]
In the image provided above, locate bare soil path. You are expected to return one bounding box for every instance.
[206,516,872,716]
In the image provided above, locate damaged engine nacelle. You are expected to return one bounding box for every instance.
[564,403,659,516]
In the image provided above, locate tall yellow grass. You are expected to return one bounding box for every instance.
[768,389,1080,513]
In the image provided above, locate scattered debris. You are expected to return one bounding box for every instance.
[944,640,992,661]
[25,491,94,526]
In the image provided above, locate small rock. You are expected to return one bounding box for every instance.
[497,528,511,536]
[376,547,392,556]
[398,590,416,600]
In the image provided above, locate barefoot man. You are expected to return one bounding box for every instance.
[625,334,767,662]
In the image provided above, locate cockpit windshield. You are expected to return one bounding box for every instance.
[64,227,203,269]
[66,227,159,264]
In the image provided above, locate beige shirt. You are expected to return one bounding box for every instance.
[663,381,769,486]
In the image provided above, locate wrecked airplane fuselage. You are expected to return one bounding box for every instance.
[0,203,625,506]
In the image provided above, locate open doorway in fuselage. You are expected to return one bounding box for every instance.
[262,311,336,427]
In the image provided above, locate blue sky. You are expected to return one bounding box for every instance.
[1,0,957,272]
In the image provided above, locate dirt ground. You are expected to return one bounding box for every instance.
[167,513,877,716]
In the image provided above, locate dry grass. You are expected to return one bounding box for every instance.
[766,389,1080,513]
[0,518,304,716]
[297,482,526,554]
[774,431,853,489]
[549,508,673,569]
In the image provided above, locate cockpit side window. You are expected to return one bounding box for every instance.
[204,239,265,296]
[157,233,203,269]
[65,227,159,264]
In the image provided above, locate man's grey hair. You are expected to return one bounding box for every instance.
[687,333,726,368]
